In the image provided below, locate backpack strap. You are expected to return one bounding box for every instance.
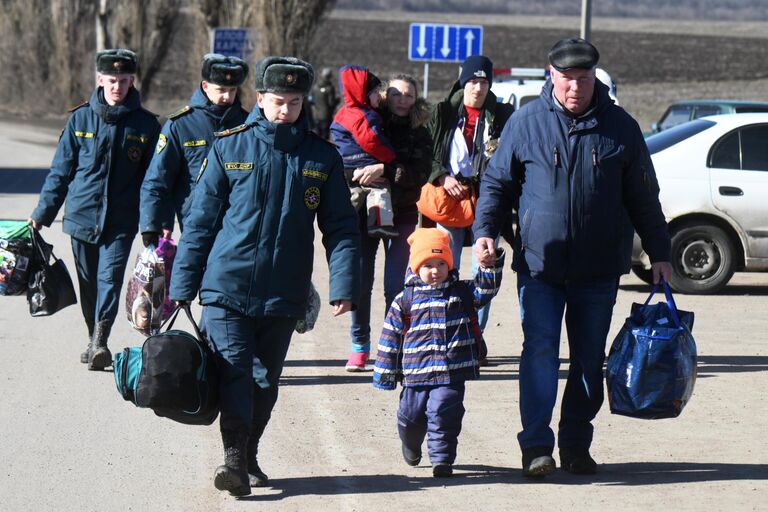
[401,285,413,335]
[396,286,415,381]
[455,281,487,360]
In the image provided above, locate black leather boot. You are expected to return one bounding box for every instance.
[80,321,94,364]
[247,424,269,487]
[247,386,275,487]
[214,428,251,496]
[87,321,112,371]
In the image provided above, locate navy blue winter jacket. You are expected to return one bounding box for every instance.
[32,87,160,242]
[170,108,361,318]
[474,80,670,283]
[140,85,249,234]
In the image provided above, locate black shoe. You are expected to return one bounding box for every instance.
[559,447,597,475]
[248,460,269,487]
[215,429,252,497]
[88,347,112,370]
[401,443,421,466]
[87,321,112,371]
[522,447,556,478]
[214,465,251,496]
[432,464,453,478]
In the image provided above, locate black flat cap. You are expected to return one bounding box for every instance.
[96,49,138,75]
[253,56,314,95]
[548,38,600,72]
[202,53,249,87]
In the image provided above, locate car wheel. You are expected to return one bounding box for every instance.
[631,265,654,285]
[669,224,735,294]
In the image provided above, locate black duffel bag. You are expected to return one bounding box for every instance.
[27,228,77,316]
[114,304,219,425]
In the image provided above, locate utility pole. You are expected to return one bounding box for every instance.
[581,0,592,41]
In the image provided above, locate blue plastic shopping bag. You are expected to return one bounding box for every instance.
[606,280,697,419]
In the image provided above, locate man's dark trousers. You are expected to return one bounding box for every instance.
[516,272,619,454]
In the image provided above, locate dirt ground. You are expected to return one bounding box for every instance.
[1,38,766,507]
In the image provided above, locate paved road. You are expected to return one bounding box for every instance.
[1,119,766,511]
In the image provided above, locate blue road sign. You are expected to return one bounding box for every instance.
[211,28,250,59]
[408,23,483,62]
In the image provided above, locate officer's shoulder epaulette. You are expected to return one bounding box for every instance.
[214,123,249,137]
[308,130,339,149]
[67,101,88,113]
[167,105,192,120]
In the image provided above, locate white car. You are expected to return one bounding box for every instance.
[632,113,768,293]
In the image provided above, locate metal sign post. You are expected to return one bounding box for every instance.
[408,23,484,98]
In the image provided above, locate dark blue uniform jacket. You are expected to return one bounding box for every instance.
[140,86,249,233]
[474,80,670,283]
[170,109,361,318]
[32,87,160,243]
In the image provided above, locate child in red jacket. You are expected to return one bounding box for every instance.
[331,65,398,239]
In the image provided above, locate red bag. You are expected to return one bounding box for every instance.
[416,182,476,228]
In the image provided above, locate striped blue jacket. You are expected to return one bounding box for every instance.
[373,250,504,390]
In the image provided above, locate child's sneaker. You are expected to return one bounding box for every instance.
[367,225,400,239]
[345,352,369,372]
[432,464,453,478]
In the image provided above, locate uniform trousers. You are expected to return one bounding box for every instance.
[201,304,296,433]
[70,230,134,335]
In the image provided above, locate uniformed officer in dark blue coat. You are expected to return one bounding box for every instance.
[140,54,250,246]
[170,56,360,496]
[29,49,160,371]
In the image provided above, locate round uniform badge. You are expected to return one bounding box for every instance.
[127,146,142,162]
[304,186,321,210]
[155,133,167,154]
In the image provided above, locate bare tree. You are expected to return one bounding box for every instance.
[255,0,337,57]
[199,0,259,28]
[96,0,112,51]
[106,0,182,100]
[199,0,336,59]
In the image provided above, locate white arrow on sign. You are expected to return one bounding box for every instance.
[464,30,475,56]
[440,26,451,57]
[417,24,427,57]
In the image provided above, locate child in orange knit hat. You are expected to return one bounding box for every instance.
[373,228,504,477]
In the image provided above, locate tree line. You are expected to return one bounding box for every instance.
[336,0,768,21]
[0,0,335,117]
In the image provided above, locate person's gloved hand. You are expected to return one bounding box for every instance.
[173,299,190,308]
[142,232,159,248]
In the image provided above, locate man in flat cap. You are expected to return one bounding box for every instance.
[170,56,360,496]
[473,38,672,477]
[140,54,250,246]
[427,54,513,361]
[29,48,160,371]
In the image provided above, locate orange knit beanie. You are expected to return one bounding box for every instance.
[407,228,453,272]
